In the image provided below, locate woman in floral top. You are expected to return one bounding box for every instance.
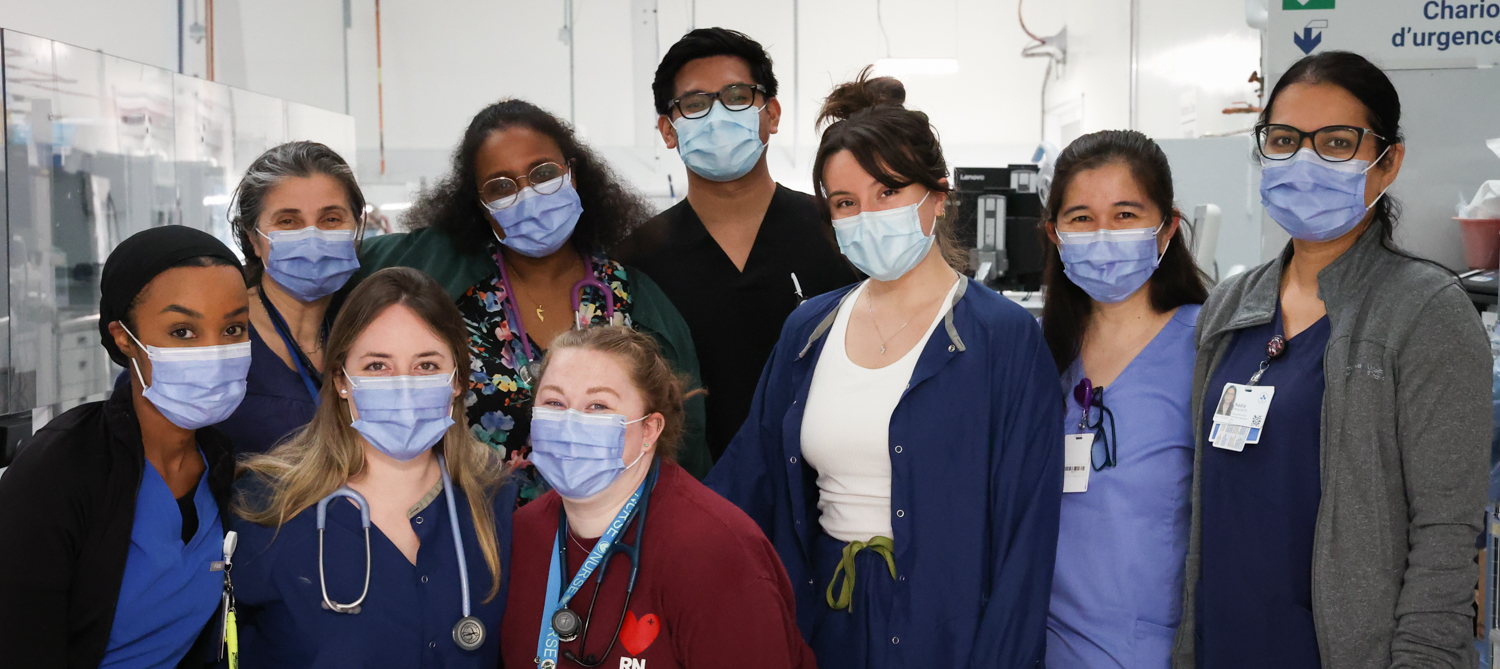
[359,99,711,498]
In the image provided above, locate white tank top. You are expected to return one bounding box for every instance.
[800,278,960,543]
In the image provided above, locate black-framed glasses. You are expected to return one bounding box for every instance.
[1255,124,1386,163]
[480,162,569,211]
[669,83,766,119]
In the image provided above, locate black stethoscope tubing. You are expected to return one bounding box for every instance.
[551,459,659,667]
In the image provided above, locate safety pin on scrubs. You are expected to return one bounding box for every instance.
[317,487,373,614]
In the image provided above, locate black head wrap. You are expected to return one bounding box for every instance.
[99,226,243,366]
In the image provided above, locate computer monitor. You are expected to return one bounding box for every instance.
[952,165,1046,291]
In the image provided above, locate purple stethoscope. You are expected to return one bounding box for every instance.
[495,255,616,385]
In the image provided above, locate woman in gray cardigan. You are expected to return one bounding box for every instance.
[1173,51,1491,669]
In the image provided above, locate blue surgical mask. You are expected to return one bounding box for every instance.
[529,407,648,499]
[259,227,360,301]
[832,191,935,282]
[124,328,252,430]
[487,176,584,258]
[346,370,457,462]
[672,101,767,182]
[1260,147,1391,242]
[1057,223,1168,303]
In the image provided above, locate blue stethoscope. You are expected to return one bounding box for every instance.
[315,455,486,651]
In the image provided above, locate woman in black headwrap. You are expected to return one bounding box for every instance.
[0,226,250,668]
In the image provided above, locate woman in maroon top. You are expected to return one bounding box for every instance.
[500,326,814,668]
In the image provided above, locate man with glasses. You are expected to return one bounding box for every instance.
[618,28,856,463]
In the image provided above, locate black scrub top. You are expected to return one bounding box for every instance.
[616,185,857,460]
[1198,308,1330,668]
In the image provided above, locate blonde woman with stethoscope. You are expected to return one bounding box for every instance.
[229,267,516,668]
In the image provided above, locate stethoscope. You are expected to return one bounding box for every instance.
[316,454,487,651]
[495,254,617,386]
[541,459,659,668]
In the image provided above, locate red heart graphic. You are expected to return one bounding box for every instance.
[620,611,661,656]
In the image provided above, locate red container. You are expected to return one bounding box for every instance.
[1457,217,1500,270]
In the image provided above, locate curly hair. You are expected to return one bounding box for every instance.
[402,99,653,255]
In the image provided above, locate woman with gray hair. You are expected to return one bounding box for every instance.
[221,140,368,455]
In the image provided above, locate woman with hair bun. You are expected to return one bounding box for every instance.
[707,69,1065,669]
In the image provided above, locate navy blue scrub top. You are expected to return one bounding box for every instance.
[217,326,319,456]
[231,477,518,669]
[1198,309,1329,668]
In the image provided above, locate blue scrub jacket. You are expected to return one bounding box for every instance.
[707,278,1065,668]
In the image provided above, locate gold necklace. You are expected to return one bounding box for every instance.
[506,276,546,322]
[865,290,916,355]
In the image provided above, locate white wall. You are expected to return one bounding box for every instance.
[0,0,178,71]
[0,0,1270,249]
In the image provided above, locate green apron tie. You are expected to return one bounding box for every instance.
[826,536,897,611]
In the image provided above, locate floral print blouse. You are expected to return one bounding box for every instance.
[456,244,634,500]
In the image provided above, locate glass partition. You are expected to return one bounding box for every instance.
[0,29,355,421]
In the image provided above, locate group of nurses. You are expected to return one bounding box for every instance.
[1033,50,1491,669]
[2,38,1494,669]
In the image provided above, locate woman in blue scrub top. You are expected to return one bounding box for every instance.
[707,70,1064,669]
[0,226,251,668]
[223,141,367,456]
[1037,130,1207,668]
[1174,52,1491,668]
[231,267,516,668]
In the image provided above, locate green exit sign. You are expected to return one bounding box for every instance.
[1285,0,1335,8]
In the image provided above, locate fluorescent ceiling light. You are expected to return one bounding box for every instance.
[379,202,413,211]
[202,194,231,206]
[872,58,959,77]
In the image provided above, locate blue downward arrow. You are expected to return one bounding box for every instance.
[1294,27,1323,54]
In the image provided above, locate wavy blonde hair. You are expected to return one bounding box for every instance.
[234,267,511,601]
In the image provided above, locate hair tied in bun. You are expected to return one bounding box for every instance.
[817,65,908,128]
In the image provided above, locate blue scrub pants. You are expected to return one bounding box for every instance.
[812,533,897,669]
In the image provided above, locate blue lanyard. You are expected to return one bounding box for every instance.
[535,477,647,666]
[258,289,324,405]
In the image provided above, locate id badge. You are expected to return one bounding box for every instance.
[1210,382,1275,451]
[1064,434,1093,493]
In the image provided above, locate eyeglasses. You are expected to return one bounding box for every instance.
[1255,124,1386,163]
[668,83,766,119]
[480,162,569,211]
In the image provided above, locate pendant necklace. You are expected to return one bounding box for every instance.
[866,290,916,355]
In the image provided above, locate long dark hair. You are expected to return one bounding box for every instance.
[1040,130,1209,373]
[403,99,654,254]
[1260,51,1410,258]
[229,141,365,285]
[812,67,965,270]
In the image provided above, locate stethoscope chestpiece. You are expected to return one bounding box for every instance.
[454,615,486,651]
[552,606,582,643]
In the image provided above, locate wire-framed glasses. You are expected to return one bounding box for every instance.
[480,162,568,211]
[1255,124,1386,163]
[669,83,766,119]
